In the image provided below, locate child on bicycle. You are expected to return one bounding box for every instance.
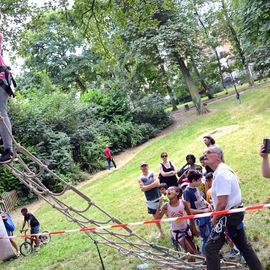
[157,186,198,262]
[0,209,20,255]
[20,208,40,250]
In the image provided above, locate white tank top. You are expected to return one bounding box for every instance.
[167,199,188,231]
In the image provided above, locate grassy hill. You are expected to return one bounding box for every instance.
[1,83,270,270]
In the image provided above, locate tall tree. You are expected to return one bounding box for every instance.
[220,0,254,86]
[191,0,226,90]
[235,0,270,78]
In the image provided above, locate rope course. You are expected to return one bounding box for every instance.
[1,117,244,269]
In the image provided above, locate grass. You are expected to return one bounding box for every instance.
[1,83,270,270]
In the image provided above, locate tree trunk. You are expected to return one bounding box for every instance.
[221,0,254,86]
[193,2,226,90]
[159,63,178,111]
[214,48,227,90]
[174,52,207,114]
[75,77,87,92]
[190,57,214,99]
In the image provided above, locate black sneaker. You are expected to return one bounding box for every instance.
[0,149,13,164]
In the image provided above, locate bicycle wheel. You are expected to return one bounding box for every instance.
[20,241,33,256]
[39,231,51,245]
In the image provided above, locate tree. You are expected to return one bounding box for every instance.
[220,0,254,86]
[191,0,226,91]
[155,8,208,114]
[235,0,270,78]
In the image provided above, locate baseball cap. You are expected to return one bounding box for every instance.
[140,161,148,167]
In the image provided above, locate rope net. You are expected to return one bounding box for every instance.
[2,121,243,269]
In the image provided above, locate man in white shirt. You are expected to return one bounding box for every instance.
[204,146,263,270]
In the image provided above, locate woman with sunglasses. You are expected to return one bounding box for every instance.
[159,152,178,188]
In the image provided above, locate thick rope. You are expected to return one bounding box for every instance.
[0,116,243,269]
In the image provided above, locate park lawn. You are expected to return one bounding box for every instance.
[1,83,270,270]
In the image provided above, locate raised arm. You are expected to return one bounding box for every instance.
[156,202,168,219]
[260,145,270,178]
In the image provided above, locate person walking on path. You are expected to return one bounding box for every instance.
[204,145,263,270]
[103,145,116,171]
[159,152,178,188]
[0,32,14,163]
[260,143,270,178]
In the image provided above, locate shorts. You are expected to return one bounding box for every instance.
[30,225,40,235]
[147,208,157,215]
[6,229,13,237]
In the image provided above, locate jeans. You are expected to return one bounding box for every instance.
[0,86,12,151]
[205,215,264,270]
[196,217,212,256]
[107,158,111,170]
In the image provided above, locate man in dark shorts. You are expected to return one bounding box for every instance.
[138,162,163,238]
[20,208,40,250]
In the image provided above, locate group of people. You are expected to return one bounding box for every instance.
[138,135,265,270]
[1,207,41,256]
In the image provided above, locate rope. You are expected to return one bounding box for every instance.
[0,115,245,269]
[94,240,106,270]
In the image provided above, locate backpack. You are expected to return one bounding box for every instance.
[4,212,16,232]
[0,65,16,97]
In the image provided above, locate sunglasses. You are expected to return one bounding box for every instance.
[161,155,168,158]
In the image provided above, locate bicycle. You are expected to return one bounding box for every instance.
[19,229,51,256]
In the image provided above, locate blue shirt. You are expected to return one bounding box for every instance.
[183,187,208,210]
[140,172,161,203]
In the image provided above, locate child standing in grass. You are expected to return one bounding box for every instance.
[157,186,197,262]
[138,162,163,238]
[159,183,169,203]
[183,170,212,256]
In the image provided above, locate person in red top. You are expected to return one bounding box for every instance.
[104,145,116,171]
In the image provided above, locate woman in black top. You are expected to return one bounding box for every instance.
[159,152,178,188]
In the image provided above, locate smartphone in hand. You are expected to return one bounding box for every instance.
[263,139,270,154]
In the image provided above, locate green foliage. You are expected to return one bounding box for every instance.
[2,84,270,270]
[5,85,170,200]
[236,0,270,78]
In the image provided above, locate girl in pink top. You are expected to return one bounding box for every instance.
[158,186,197,262]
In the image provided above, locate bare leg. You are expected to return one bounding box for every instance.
[153,213,163,238]
[10,239,19,253]
[35,236,40,247]
[179,238,197,262]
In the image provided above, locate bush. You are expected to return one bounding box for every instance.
[3,88,171,202]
